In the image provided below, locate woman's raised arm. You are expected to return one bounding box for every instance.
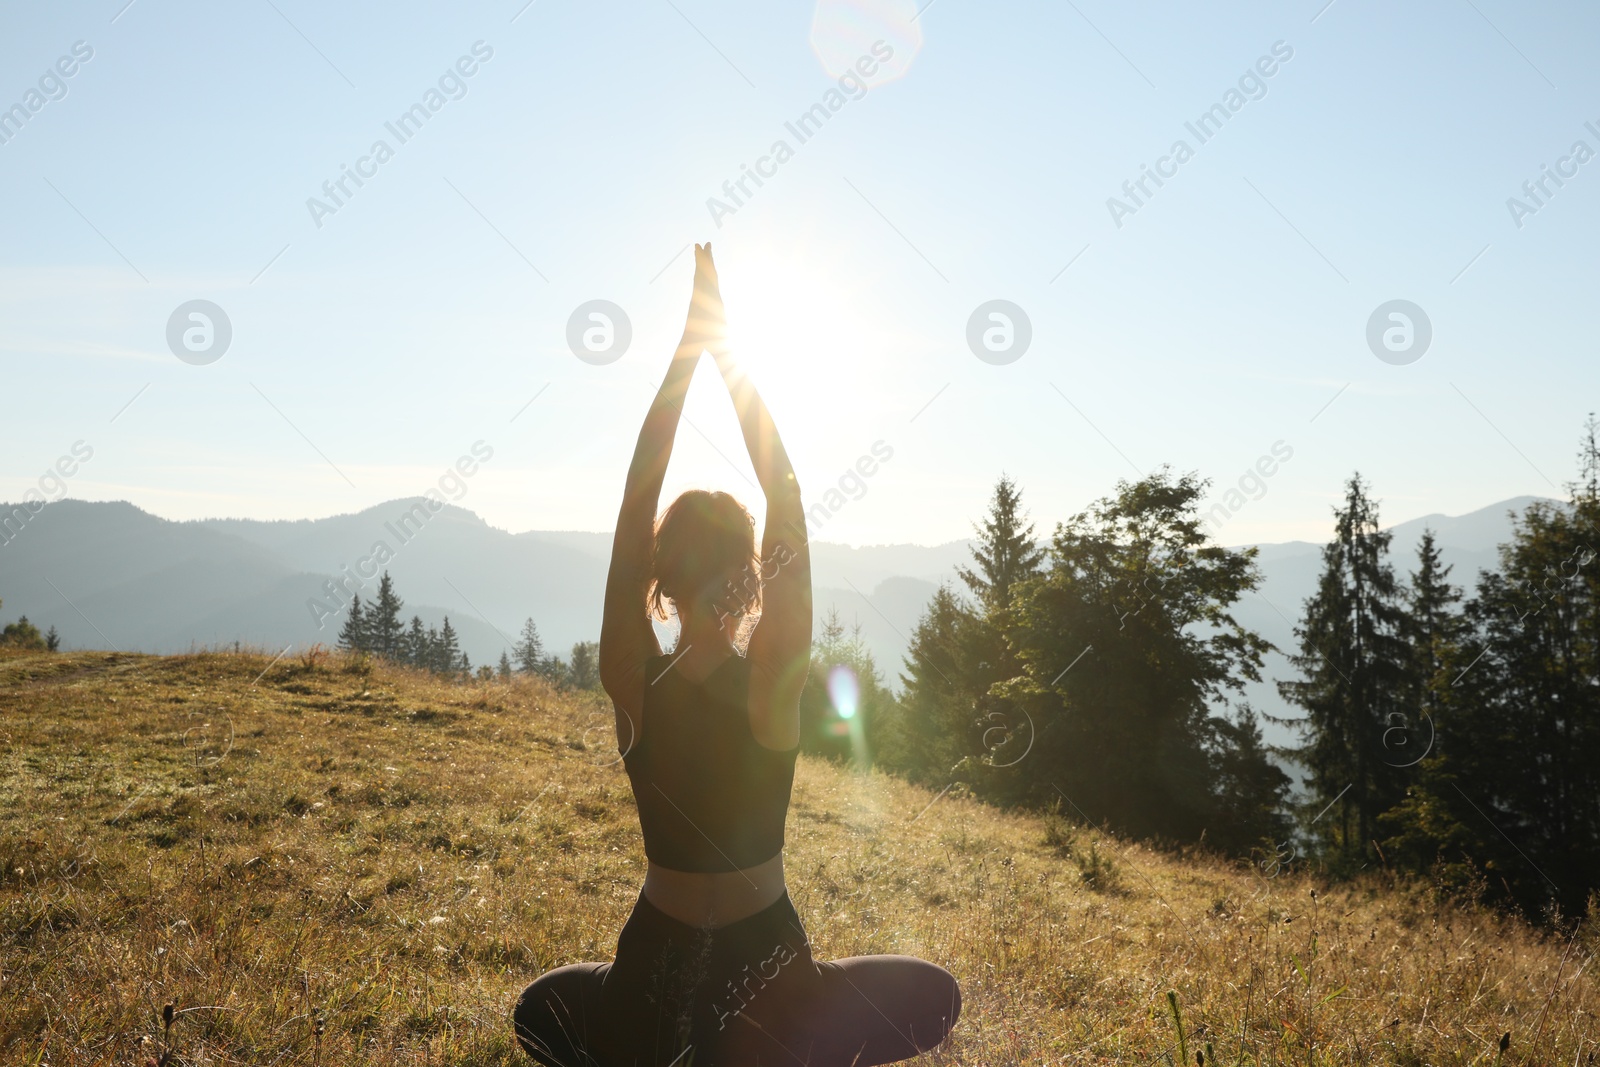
[700,248,813,750]
[599,244,721,733]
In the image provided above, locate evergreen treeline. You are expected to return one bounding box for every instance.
[864,420,1600,924]
[873,471,1291,856]
[336,572,598,689]
[1271,418,1600,922]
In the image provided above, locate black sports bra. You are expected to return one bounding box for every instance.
[621,652,798,873]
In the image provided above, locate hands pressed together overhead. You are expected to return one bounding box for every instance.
[684,241,730,362]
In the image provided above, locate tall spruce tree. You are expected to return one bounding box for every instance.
[514,618,545,674]
[957,474,1046,615]
[425,625,442,670]
[1376,531,1472,888]
[337,595,369,652]
[368,573,405,659]
[1275,473,1411,868]
[403,616,427,667]
[438,617,462,675]
[1403,530,1462,728]
[880,476,1043,788]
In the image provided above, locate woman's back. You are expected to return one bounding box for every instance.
[623,652,798,874]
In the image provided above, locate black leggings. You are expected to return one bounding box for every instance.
[513,890,960,1066]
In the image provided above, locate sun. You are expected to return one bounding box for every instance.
[710,240,879,454]
[656,235,899,545]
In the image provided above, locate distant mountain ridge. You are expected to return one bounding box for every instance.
[0,495,1558,742]
[0,497,976,674]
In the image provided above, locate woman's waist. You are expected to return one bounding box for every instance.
[641,851,786,928]
[613,871,813,996]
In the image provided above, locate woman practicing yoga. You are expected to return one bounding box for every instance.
[513,244,961,1065]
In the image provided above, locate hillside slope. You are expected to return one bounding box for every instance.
[0,651,1593,1065]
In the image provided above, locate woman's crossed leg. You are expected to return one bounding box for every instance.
[515,952,959,1066]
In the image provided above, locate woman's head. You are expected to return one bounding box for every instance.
[648,489,761,624]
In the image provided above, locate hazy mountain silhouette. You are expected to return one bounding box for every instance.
[0,494,1554,741]
[0,498,969,671]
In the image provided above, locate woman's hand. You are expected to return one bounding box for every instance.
[683,242,727,352]
[695,242,723,310]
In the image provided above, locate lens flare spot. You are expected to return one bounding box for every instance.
[827,663,860,719]
[809,0,923,84]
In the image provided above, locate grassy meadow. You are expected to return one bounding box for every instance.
[0,648,1595,1065]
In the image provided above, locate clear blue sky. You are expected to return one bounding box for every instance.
[2,0,1595,547]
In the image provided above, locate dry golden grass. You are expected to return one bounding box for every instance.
[0,648,1594,1066]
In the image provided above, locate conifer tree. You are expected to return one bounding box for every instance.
[1379,678,1469,881]
[1578,410,1600,502]
[337,595,369,652]
[498,650,513,680]
[514,618,545,674]
[1369,531,1465,870]
[878,585,997,788]
[438,617,461,675]
[957,474,1046,616]
[403,616,427,666]
[538,653,568,686]
[1275,473,1410,868]
[1402,530,1462,726]
[1374,529,1468,874]
[1210,706,1293,851]
[368,572,405,659]
[883,475,1044,786]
